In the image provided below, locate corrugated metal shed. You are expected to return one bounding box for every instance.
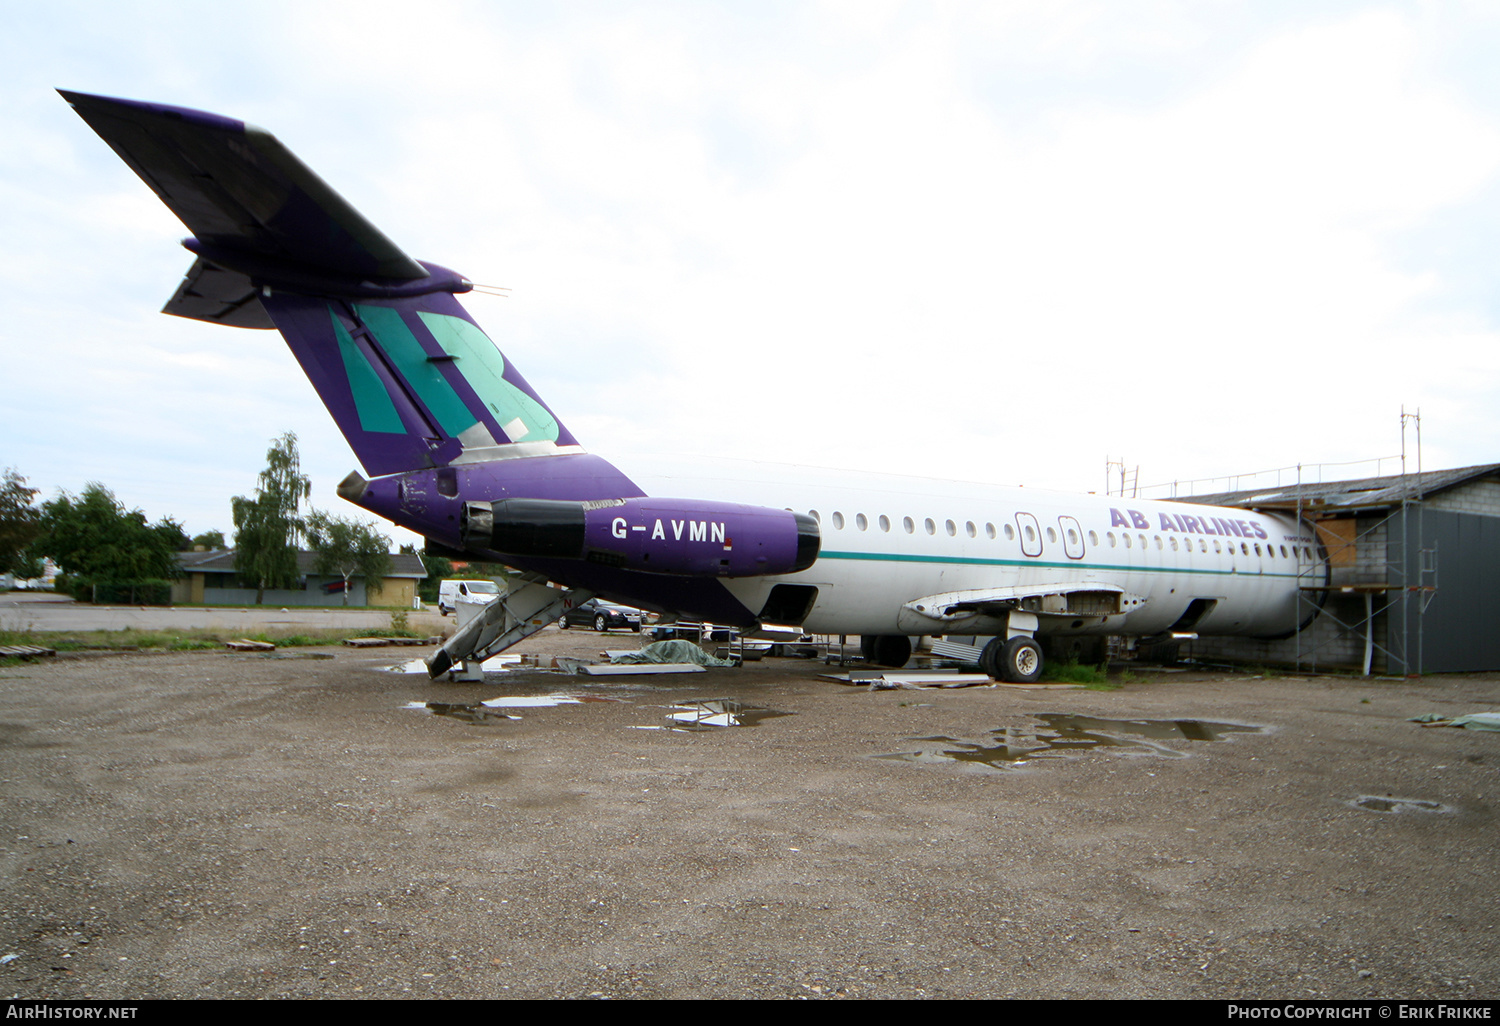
[1179,463,1500,512]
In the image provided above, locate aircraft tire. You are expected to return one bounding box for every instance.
[559,618,570,630]
[870,634,912,668]
[1000,636,1044,683]
[979,637,1005,679]
[859,635,878,662]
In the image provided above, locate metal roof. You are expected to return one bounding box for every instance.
[175,550,428,579]
[1173,463,1500,512]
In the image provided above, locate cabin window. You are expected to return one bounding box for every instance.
[903,516,915,534]
[1003,524,1015,541]
[1281,545,1288,558]
[1107,532,1116,547]
[1123,533,1132,549]
[855,513,868,531]
[1254,543,1261,556]
[1200,539,1208,553]
[945,519,957,537]
[966,521,976,538]
[809,510,820,523]
[1045,527,1057,544]
[1138,534,1146,549]
[1067,528,1078,546]
[1024,525,1036,542]
[1213,540,1221,553]
[925,518,936,535]
[985,522,996,539]
[1154,535,1162,550]
[1088,530,1098,546]
[1170,536,1179,551]
[879,515,890,532]
[832,511,845,530]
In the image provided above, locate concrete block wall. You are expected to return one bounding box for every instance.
[1181,591,1380,672]
[1425,478,1500,518]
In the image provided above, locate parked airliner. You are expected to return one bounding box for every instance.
[63,90,1329,682]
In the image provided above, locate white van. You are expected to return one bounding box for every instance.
[437,579,500,615]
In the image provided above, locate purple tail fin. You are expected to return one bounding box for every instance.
[262,290,579,476]
[61,89,578,476]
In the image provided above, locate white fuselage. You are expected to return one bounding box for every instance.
[621,455,1323,639]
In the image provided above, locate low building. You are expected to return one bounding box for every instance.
[171,550,427,608]
[1172,463,1500,674]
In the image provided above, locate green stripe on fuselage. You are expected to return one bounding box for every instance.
[818,549,1301,578]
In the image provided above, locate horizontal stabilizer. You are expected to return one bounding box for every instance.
[162,257,273,329]
[60,89,427,281]
[64,90,581,478]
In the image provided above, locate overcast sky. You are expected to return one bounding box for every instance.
[5,1,1499,546]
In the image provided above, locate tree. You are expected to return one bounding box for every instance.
[232,433,312,605]
[33,483,183,602]
[191,530,226,550]
[0,468,42,576]
[306,511,392,606]
[404,544,451,603]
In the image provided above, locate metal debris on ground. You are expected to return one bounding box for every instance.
[0,645,55,659]
[1352,795,1452,813]
[580,663,706,676]
[1410,712,1500,731]
[822,669,991,689]
[343,636,438,647]
[225,639,276,651]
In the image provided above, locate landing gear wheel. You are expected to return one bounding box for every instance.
[594,614,608,633]
[871,635,913,668]
[1000,636,1044,683]
[559,618,570,630]
[979,637,1005,679]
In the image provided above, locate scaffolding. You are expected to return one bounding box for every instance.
[1105,457,1139,499]
[1287,409,1439,676]
[1136,410,1439,676]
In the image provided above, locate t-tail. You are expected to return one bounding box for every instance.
[60,89,579,478]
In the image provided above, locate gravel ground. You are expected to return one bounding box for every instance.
[1,626,1496,999]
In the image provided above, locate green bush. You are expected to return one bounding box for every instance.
[91,579,174,605]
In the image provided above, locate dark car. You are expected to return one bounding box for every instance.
[643,621,735,643]
[559,599,644,633]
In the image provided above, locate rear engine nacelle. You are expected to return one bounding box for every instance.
[462,497,820,578]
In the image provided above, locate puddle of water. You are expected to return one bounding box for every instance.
[403,701,519,725]
[661,700,792,731]
[480,696,582,708]
[877,715,1264,771]
[1352,796,1450,814]
[1037,714,1262,745]
[384,654,521,674]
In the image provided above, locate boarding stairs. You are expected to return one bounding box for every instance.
[427,577,593,679]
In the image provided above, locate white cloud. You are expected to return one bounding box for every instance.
[3,2,1499,538]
